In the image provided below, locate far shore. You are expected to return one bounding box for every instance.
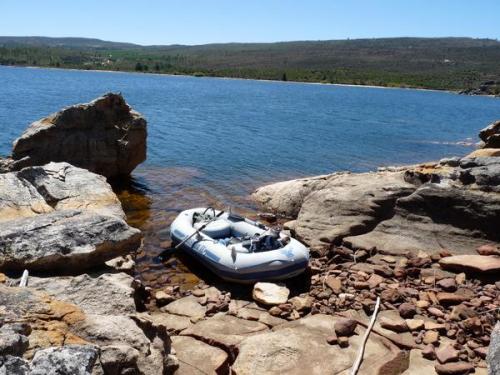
[0,63,467,95]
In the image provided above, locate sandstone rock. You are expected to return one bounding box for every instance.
[466,148,500,158]
[367,273,384,289]
[476,244,500,256]
[253,282,290,306]
[406,319,425,331]
[0,163,141,273]
[172,336,228,375]
[155,291,175,306]
[30,345,98,375]
[422,344,436,360]
[253,170,414,253]
[437,278,457,292]
[434,362,474,375]
[334,318,357,337]
[479,120,500,148]
[145,312,193,334]
[399,303,417,319]
[402,348,438,375]
[234,314,408,375]
[163,296,206,320]
[345,183,500,256]
[380,317,408,333]
[11,93,147,178]
[180,314,267,355]
[436,292,469,305]
[423,331,440,345]
[289,296,313,312]
[325,276,343,293]
[436,344,459,364]
[439,255,500,274]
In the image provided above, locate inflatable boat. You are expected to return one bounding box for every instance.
[170,207,310,283]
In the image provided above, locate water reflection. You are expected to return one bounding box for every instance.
[113,165,260,291]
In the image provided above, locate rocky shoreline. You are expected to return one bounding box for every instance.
[1,94,499,374]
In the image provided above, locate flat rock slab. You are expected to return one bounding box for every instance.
[172,335,228,375]
[233,314,408,375]
[28,273,138,315]
[439,255,500,274]
[163,296,207,320]
[181,314,268,354]
[147,312,193,334]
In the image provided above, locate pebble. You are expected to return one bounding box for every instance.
[437,278,457,292]
[405,319,424,331]
[422,344,436,360]
[325,276,342,294]
[425,321,446,332]
[416,300,430,309]
[428,307,445,318]
[434,362,474,375]
[326,334,338,345]
[436,344,459,364]
[423,330,440,345]
[398,302,416,318]
[338,336,349,348]
[379,317,408,333]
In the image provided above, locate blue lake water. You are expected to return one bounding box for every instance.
[1,65,499,286]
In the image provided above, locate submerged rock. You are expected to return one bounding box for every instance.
[11,93,147,178]
[0,162,141,272]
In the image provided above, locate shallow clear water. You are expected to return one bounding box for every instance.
[1,65,499,288]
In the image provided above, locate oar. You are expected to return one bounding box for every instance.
[174,210,225,250]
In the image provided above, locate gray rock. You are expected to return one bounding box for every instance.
[0,209,141,272]
[456,157,500,188]
[11,93,147,178]
[0,332,29,356]
[487,321,500,375]
[0,162,141,273]
[28,273,138,315]
[0,355,30,375]
[30,345,98,375]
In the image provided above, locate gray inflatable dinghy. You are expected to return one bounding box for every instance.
[170,207,310,283]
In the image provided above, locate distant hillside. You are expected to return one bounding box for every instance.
[1,36,500,92]
[0,36,139,49]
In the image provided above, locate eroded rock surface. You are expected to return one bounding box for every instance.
[0,162,141,272]
[11,93,147,178]
[254,157,500,256]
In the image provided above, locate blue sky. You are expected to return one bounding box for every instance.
[1,1,499,45]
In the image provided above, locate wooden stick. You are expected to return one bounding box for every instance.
[19,269,29,287]
[350,296,381,375]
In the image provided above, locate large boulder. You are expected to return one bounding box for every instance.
[0,162,141,272]
[253,170,416,254]
[11,93,146,178]
[344,182,500,255]
[254,158,500,257]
